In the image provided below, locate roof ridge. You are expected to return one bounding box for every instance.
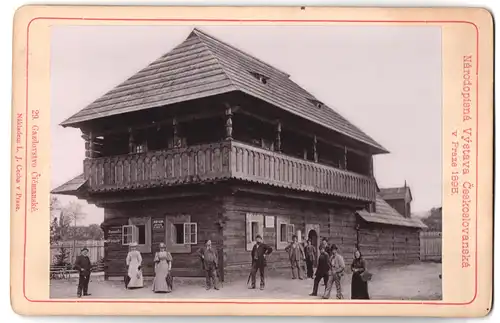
[191,28,290,78]
[188,30,239,90]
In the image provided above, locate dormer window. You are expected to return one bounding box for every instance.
[308,98,325,109]
[249,71,270,84]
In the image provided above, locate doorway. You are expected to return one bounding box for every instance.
[308,229,319,267]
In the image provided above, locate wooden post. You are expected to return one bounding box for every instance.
[87,132,96,158]
[344,146,348,169]
[369,156,374,177]
[172,118,181,148]
[82,132,91,158]
[225,106,233,140]
[275,120,281,152]
[128,128,135,153]
[313,135,318,162]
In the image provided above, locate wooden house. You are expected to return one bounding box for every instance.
[52,28,426,280]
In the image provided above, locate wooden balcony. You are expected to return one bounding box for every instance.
[83,140,377,202]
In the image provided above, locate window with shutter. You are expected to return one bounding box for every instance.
[246,213,264,251]
[128,217,152,253]
[165,214,193,253]
[122,225,135,245]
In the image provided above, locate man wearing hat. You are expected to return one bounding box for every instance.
[323,244,345,299]
[249,234,273,290]
[74,247,92,297]
[196,239,220,290]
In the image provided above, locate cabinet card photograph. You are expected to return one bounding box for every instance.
[10,6,493,317]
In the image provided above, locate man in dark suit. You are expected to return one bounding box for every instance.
[321,237,331,255]
[196,239,220,290]
[249,235,273,290]
[74,247,92,297]
[309,245,330,296]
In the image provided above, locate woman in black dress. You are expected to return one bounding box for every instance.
[351,248,370,299]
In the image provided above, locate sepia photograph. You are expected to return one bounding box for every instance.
[48,24,443,301]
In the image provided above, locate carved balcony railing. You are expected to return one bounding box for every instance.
[83,140,377,202]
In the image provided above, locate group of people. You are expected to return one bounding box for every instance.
[247,234,370,299]
[123,240,221,293]
[282,236,370,299]
[72,235,369,300]
[72,239,220,297]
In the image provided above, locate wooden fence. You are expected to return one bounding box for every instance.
[420,231,442,262]
[51,240,104,264]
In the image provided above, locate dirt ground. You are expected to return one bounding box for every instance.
[50,262,442,300]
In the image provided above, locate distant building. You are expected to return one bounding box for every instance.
[53,28,426,280]
[379,182,413,218]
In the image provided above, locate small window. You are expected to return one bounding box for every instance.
[249,71,270,84]
[134,143,146,153]
[307,98,325,109]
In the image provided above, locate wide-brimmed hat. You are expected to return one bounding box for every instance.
[81,247,89,252]
[159,242,166,248]
[129,242,138,247]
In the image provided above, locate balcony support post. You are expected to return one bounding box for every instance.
[172,118,182,148]
[344,146,348,170]
[275,120,281,152]
[369,156,374,177]
[128,128,135,154]
[313,135,318,162]
[225,106,233,140]
[86,131,96,158]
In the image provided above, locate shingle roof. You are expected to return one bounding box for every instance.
[379,186,412,200]
[51,173,87,195]
[61,28,387,154]
[357,195,426,229]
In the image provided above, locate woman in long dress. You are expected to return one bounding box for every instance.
[351,248,369,299]
[152,242,173,293]
[125,242,144,289]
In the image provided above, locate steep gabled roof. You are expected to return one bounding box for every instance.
[61,28,387,154]
[357,195,426,229]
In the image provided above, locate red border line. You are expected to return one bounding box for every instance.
[22,17,480,306]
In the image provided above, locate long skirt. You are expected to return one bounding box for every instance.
[152,261,172,293]
[351,272,370,299]
[127,264,144,288]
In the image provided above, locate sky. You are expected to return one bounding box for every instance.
[51,25,442,225]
